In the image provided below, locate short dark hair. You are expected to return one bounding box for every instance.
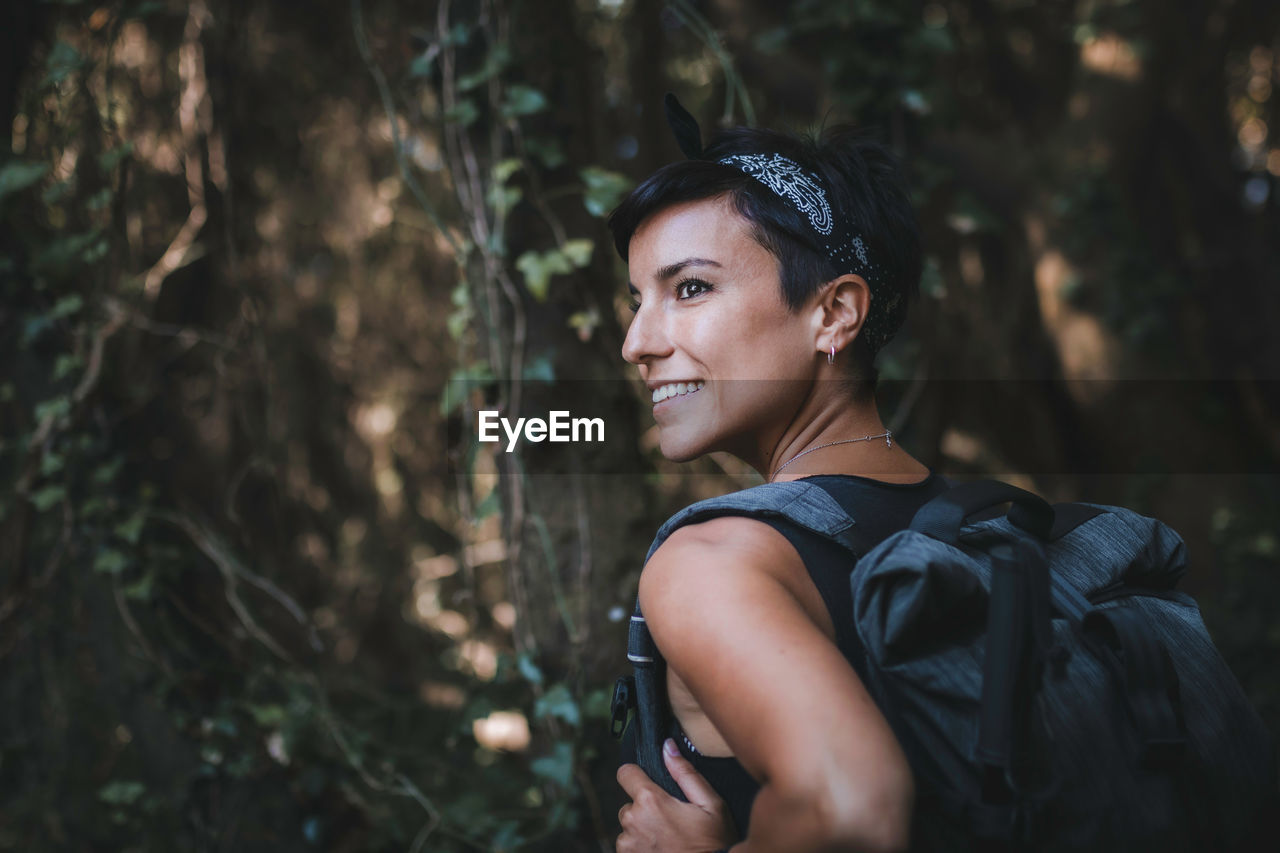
[607,125,922,391]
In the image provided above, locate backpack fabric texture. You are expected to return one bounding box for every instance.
[611,478,1278,851]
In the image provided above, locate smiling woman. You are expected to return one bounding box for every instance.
[622,196,824,465]
[607,100,938,853]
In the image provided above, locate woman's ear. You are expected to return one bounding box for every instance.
[814,274,871,355]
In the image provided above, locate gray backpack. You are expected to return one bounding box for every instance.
[612,479,1277,850]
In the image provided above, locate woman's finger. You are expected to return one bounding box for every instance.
[616,762,656,801]
[661,737,726,812]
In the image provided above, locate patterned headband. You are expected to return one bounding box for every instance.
[663,94,905,355]
[717,154,900,354]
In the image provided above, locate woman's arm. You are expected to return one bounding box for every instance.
[637,516,914,853]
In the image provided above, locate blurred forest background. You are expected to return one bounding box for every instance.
[2,0,1279,850]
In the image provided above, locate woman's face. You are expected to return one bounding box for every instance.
[621,195,818,466]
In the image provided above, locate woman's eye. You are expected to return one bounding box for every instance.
[627,300,640,314]
[676,279,712,299]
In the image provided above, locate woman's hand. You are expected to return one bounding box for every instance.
[616,738,738,853]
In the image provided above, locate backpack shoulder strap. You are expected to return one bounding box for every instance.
[642,480,863,564]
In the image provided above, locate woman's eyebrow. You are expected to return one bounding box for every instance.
[655,257,722,281]
[627,257,724,294]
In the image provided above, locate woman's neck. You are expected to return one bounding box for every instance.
[756,397,928,484]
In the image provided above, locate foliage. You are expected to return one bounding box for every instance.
[2,0,1278,851]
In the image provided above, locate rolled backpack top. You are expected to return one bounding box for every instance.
[612,479,1278,850]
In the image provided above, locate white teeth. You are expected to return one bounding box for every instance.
[652,381,705,403]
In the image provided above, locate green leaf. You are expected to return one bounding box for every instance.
[94,457,124,485]
[51,293,84,319]
[487,182,522,216]
[29,485,65,512]
[457,45,510,92]
[515,249,572,301]
[41,177,73,205]
[500,85,547,118]
[83,236,109,264]
[248,704,288,728]
[409,50,436,79]
[524,137,565,169]
[447,362,495,384]
[40,451,64,477]
[444,22,471,46]
[560,238,593,268]
[913,25,955,54]
[440,362,495,415]
[492,158,522,185]
[117,509,146,545]
[516,652,544,685]
[522,353,555,383]
[920,256,945,299]
[122,571,154,601]
[0,161,49,201]
[534,684,581,727]
[446,307,470,343]
[567,308,599,341]
[580,167,632,217]
[490,820,524,852]
[94,549,129,575]
[444,99,479,127]
[31,230,103,274]
[530,742,574,788]
[452,280,470,308]
[485,230,506,257]
[474,488,500,520]
[34,397,71,423]
[53,354,83,380]
[42,41,85,88]
[81,496,111,517]
[582,686,614,720]
[900,89,930,115]
[98,142,134,172]
[86,187,113,211]
[98,781,145,806]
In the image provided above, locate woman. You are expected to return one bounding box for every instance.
[610,109,946,852]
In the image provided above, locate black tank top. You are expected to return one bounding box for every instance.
[668,472,949,837]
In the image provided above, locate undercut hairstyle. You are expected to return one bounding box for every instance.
[607,125,923,393]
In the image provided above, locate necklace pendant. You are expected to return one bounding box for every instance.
[885,433,893,448]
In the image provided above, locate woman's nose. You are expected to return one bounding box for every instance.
[621,303,673,366]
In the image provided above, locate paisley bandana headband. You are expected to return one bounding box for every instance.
[663,94,905,354]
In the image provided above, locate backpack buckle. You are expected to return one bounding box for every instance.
[610,675,635,739]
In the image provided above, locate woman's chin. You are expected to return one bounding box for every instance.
[656,432,713,464]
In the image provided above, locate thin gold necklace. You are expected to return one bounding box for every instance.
[768,430,893,483]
